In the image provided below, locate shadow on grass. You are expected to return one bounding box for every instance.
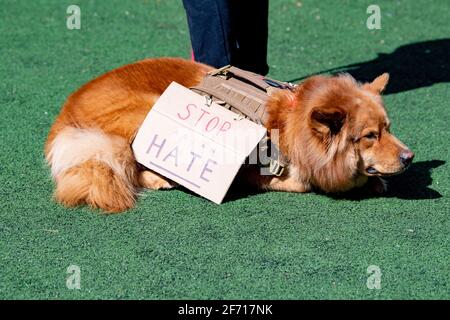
[330,160,445,201]
[287,39,450,94]
[225,183,266,202]
[222,160,445,202]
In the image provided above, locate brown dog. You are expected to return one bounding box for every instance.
[45,57,414,212]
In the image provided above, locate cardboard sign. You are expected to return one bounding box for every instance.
[132,82,267,204]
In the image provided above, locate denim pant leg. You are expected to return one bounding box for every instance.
[182,0,233,68]
[183,0,269,75]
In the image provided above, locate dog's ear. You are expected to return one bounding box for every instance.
[363,73,389,94]
[310,107,346,136]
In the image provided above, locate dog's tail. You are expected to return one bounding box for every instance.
[45,126,139,213]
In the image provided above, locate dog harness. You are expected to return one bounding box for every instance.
[191,65,295,176]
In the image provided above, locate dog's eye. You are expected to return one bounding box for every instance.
[363,132,378,140]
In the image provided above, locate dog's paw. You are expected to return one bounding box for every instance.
[139,171,178,190]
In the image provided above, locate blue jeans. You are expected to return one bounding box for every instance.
[182,0,269,75]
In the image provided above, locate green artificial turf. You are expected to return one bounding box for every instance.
[1,0,449,299]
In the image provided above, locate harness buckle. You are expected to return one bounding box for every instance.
[208,65,231,76]
[269,159,285,176]
[205,96,213,107]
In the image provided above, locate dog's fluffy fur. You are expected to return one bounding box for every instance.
[45,58,413,212]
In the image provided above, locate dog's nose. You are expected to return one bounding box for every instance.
[400,150,415,166]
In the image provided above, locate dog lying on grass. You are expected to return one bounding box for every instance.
[45,57,414,212]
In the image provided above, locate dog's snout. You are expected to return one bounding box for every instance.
[400,150,415,166]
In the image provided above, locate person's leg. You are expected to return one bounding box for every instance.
[230,0,269,75]
[183,0,269,75]
[182,0,233,68]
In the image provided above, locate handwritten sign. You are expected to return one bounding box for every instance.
[132,82,267,204]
